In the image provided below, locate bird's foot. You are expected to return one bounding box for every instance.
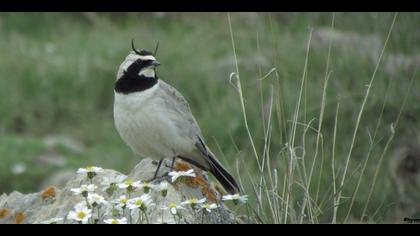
[146,173,170,183]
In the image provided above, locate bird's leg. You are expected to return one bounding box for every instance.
[151,159,163,180]
[153,157,177,182]
[170,156,177,172]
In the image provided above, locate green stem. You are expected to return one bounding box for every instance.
[143,211,150,224]
[201,211,205,224]
[97,207,100,224]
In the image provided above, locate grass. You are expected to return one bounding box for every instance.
[0,12,419,223]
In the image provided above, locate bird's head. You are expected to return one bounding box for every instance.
[116,39,160,81]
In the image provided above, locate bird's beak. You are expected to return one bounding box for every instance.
[151,60,161,67]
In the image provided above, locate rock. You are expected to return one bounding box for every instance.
[390,142,420,201]
[0,158,236,224]
[40,169,77,189]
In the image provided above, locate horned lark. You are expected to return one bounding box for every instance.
[113,40,240,194]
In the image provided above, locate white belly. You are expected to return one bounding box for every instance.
[113,83,193,160]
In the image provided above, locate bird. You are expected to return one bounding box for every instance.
[113,40,240,194]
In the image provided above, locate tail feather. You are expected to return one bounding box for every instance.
[206,153,240,194]
[193,137,240,194]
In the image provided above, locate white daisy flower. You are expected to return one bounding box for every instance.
[153,181,169,197]
[77,166,104,174]
[104,217,127,224]
[117,179,141,192]
[127,194,154,211]
[77,166,103,179]
[87,193,108,207]
[101,175,126,195]
[112,195,129,209]
[222,194,248,204]
[101,175,126,187]
[70,184,97,197]
[168,169,196,183]
[200,203,218,213]
[161,202,184,215]
[138,181,154,193]
[181,198,206,209]
[68,204,92,224]
[40,217,64,224]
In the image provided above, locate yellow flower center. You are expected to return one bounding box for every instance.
[189,198,198,204]
[124,180,133,185]
[111,219,118,224]
[135,199,143,206]
[86,166,93,171]
[120,198,127,204]
[77,211,86,219]
[169,203,177,208]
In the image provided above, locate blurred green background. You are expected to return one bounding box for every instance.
[0,12,419,223]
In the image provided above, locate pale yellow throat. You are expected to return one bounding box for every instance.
[139,67,155,78]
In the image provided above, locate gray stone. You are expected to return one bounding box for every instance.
[40,169,78,189]
[0,158,235,224]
